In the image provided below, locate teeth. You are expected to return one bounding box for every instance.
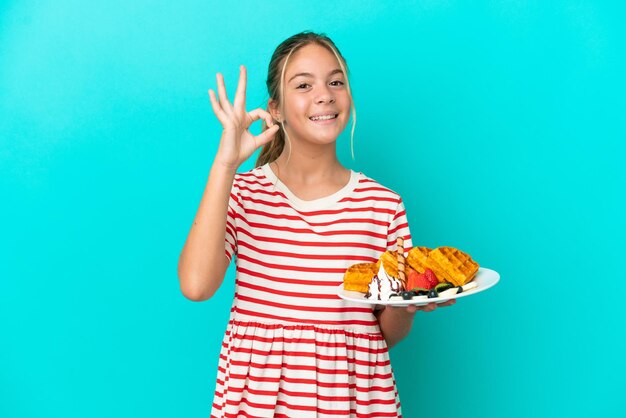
[310,114,337,121]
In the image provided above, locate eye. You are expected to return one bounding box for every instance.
[330,80,345,87]
[296,83,310,89]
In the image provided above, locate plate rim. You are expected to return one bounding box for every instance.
[337,267,500,306]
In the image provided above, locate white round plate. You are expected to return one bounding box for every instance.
[337,267,500,306]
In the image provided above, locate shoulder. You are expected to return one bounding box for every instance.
[353,171,404,204]
[233,164,273,189]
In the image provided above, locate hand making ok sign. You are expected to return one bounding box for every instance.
[208,65,279,170]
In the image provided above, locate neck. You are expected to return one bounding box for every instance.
[273,142,345,182]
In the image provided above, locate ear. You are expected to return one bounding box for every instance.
[268,98,282,122]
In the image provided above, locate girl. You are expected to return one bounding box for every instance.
[178,31,455,418]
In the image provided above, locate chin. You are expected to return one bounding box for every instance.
[312,129,345,144]
[289,126,347,146]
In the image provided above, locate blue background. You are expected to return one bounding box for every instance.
[1,1,624,417]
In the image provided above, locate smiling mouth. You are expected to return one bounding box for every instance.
[309,114,338,121]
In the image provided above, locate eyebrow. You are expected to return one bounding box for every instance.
[287,69,344,83]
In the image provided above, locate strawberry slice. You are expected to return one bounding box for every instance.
[424,268,439,288]
[407,270,433,290]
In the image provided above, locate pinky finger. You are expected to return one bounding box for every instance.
[208,89,228,124]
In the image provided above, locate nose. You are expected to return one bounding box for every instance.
[316,86,335,104]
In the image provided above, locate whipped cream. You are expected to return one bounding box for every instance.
[365,264,404,301]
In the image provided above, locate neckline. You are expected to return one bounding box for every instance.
[260,163,359,211]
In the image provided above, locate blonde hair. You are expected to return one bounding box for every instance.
[255,31,357,167]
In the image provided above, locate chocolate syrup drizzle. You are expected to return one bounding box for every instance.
[365,274,403,300]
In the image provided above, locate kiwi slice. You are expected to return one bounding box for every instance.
[435,282,453,292]
[410,287,429,296]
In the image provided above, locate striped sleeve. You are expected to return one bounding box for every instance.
[386,197,413,251]
[224,180,240,262]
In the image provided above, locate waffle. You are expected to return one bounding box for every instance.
[376,250,399,278]
[406,246,432,273]
[343,262,378,293]
[425,246,479,287]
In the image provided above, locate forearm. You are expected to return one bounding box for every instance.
[178,159,237,301]
[376,306,416,349]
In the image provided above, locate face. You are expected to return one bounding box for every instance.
[272,43,352,148]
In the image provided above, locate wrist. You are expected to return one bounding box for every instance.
[211,157,240,176]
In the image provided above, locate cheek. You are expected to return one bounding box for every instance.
[338,92,351,110]
[340,96,352,116]
[283,96,308,120]
[344,90,352,104]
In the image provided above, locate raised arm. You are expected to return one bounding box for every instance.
[177,66,279,301]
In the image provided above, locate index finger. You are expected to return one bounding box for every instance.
[233,65,247,112]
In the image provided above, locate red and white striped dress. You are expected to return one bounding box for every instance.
[210,163,413,418]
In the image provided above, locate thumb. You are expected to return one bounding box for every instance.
[254,124,280,149]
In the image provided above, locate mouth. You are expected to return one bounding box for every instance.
[309,113,339,122]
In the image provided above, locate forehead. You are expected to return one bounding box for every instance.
[284,43,342,77]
